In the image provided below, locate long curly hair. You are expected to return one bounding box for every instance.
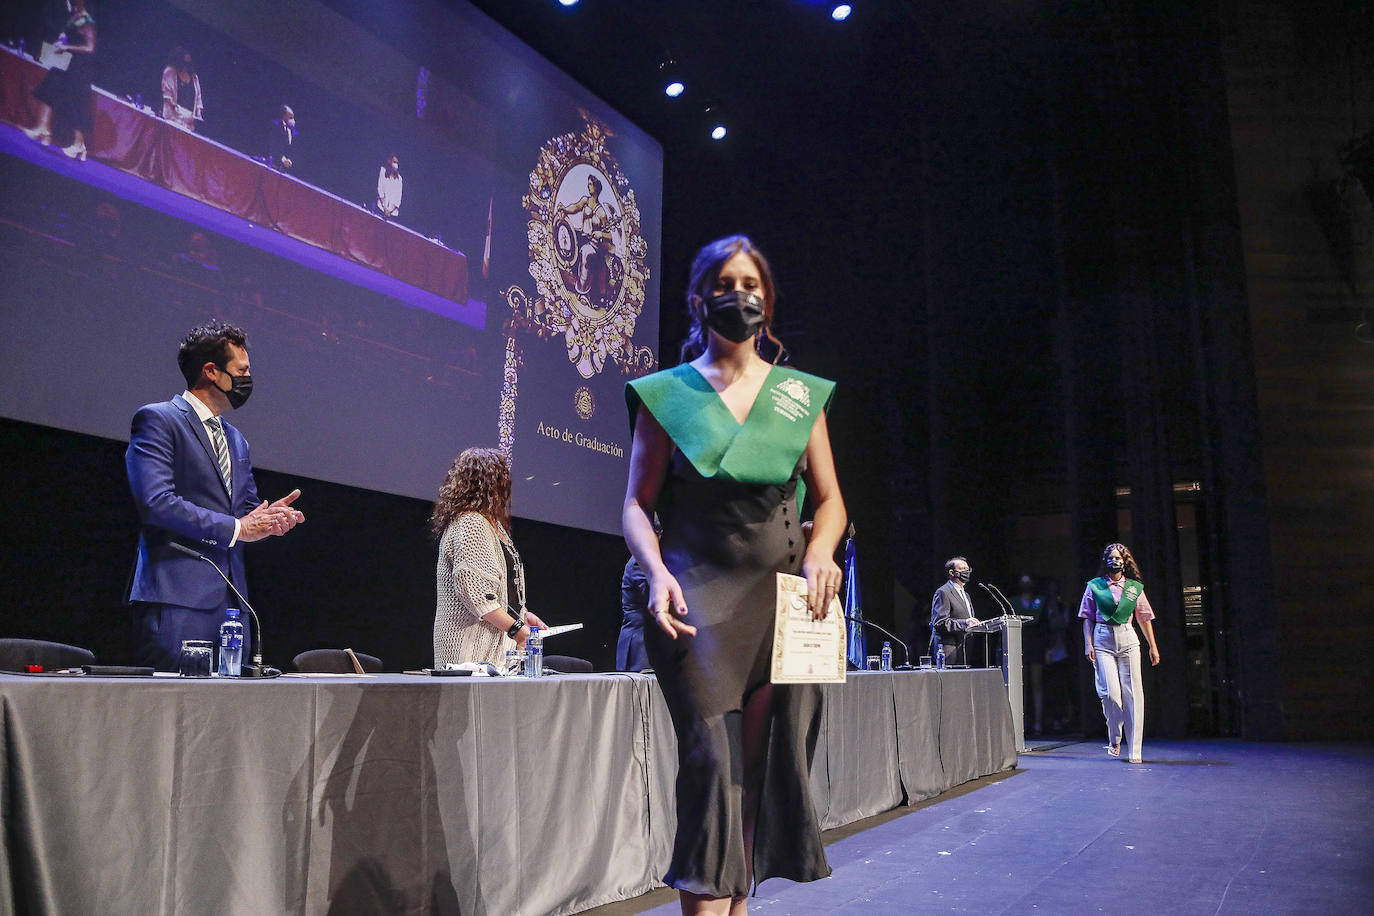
[679,234,787,364]
[1098,542,1142,581]
[430,447,511,538]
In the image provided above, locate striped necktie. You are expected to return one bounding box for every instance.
[207,416,231,489]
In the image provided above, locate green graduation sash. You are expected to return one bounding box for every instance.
[1088,576,1144,625]
[626,362,835,486]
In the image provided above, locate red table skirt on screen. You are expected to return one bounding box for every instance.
[0,48,468,304]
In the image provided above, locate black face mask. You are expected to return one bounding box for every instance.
[703,291,766,343]
[953,568,972,583]
[1105,558,1124,573]
[217,370,253,409]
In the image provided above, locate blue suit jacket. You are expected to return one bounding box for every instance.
[126,395,261,609]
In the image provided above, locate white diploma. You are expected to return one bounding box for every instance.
[40,43,72,71]
[771,572,847,684]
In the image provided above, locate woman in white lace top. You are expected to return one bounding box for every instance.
[431,448,545,667]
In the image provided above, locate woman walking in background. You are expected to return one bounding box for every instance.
[1080,542,1161,763]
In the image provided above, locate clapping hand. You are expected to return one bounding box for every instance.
[238,489,305,542]
[269,489,305,529]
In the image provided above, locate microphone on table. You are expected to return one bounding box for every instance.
[843,615,913,669]
[169,542,280,678]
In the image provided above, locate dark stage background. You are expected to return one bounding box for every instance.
[2,0,1370,739]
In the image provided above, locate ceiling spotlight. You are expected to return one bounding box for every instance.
[658,56,685,99]
[831,4,852,20]
[557,0,579,7]
[711,125,727,141]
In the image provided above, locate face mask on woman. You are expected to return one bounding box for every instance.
[703,291,765,343]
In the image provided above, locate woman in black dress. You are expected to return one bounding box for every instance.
[623,235,846,915]
[24,0,96,159]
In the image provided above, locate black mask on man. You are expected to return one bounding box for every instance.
[954,568,972,583]
[703,291,766,343]
[218,370,253,409]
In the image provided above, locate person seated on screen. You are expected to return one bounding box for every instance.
[431,447,546,668]
[161,45,203,131]
[376,153,403,218]
[267,104,297,171]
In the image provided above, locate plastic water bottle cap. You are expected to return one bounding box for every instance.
[226,608,240,619]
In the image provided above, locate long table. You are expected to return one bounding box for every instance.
[0,669,1015,915]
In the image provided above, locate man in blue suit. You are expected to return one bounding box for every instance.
[126,321,305,669]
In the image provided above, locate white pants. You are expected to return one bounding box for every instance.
[1092,622,1144,761]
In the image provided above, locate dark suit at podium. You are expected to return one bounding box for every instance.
[931,579,979,665]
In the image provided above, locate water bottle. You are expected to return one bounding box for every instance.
[218,608,243,677]
[881,642,893,672]
[525,625,543,678]
[935,644,946,670]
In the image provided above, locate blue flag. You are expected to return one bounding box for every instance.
[843,534,867,669]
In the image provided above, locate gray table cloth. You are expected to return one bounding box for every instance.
[0,669,1013,915]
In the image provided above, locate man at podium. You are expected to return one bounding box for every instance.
[930,556,981,665]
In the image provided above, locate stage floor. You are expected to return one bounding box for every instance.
[589,738,1374,915]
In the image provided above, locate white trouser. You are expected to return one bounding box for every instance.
[1092,622,1143,761]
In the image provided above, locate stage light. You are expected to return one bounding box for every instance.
[557,0,579,7]
[831,4,852,20]
[711,125,727,141]
[659,57,685,99]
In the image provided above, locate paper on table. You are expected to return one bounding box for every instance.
[536,623,583,639]
[771,572,847,684]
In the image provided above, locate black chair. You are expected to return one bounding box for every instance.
[292,648,384,674]
[0,638,96,672]
[544,654,593,674]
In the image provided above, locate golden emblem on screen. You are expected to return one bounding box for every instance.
[574,386,595,420]
[504,114,656,380]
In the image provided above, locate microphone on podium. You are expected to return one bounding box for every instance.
[168,542,280,678]
[977,582,1015,617]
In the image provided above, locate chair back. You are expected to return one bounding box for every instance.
[544,654,593,674]
[0,638,96,672]
[292,648,383,674]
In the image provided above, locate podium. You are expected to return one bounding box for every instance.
[968,614,1033,753]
